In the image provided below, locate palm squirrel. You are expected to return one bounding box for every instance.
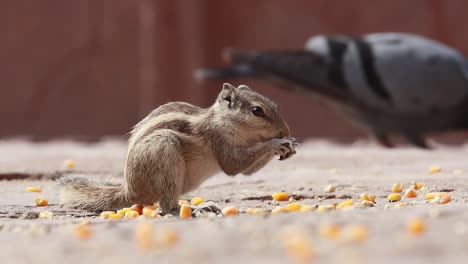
[58,83,298,214]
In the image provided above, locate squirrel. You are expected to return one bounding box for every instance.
[58,83,298,215]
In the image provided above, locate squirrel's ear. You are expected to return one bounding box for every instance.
[218,83,237,106]
[237,85,251,92]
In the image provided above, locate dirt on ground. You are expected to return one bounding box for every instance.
[1,139,468,264]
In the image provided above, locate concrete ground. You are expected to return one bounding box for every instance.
[1,139,468,264]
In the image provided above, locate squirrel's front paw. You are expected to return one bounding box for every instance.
[272,137,299,160]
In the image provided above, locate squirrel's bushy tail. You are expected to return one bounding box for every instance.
[57,175,129,212]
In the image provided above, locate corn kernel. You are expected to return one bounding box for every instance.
[109,213,124,220]
[26,187,42,193]
[272,192,290,201]
[190,197,205,206]
[387,193,401,202]
[164,214,175,218]
[360,193,376,203]
[391,183,404,193]
[63,159,76,169]
[283,232,314,263]
[414,182,424,190]
[428,165,442,174]
[117,207,132,215]
[161,229,179,247]
[394,202,407,208]
[404,188,417,198]
[336,199,354,209]
[319,224,340,240]
[324,185,336,193]
[74,223,92,240]
[272,206,290,214]
[299,205,314,212]
[246,208,259,214]
[179,204,192,219]
[100,211,115,219]
[142,208,160,218]
[316,204,335,212]
[125,210,140,219]
[38,212,53,219]
[360,200,375,207]
[222,206,239,216]
[178,200,189,206]
[344,225,368,243]
[425,192,439,200]
[34,197,48,206]
[432,193,451,204]
[287,202,302,212]
[145,203,158,210]
[407,218,426,235]
[130,204,143,215]
[135,222,154,251]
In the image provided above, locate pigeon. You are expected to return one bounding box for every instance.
[194,32,468,148]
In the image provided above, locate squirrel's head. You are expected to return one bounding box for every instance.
[212,83,290,143]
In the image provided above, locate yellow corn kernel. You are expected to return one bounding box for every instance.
[145,203,158,210]
[63,159,76,169]
[344,225,368,243]
[387,193,401,202]
[391,183,404,193]
[161,229,179,247]
[360,200,375,207]
[283,232,315,263]
[117,207,132,215]
[222,206,239,216]
[179,204,192,219]
[246,208,259,214]
[35,197,48,206]
[26,187,42,193]
[432,192,451,204]
[272,192,290,201]
[190,197,205,206]
[125,210,140,219]
[360,193,376,203]
[299,205,314,212]
[109,213,124,220]
[100,211,115,219]
[131,204,143,215]
[38,212,53,219]
[272,206,290,214]
[428,165,442,174]
[425,192,439,200]
[286,202,302,212]
[74,223,92,240]
[319,224,340,240]
[336,199,354,209]
[135,222,154,251]
[324,185,336,193]
[394,202,407,208]
[142,208,160,218]
[178,200,189,206]
[407,218,426,235]
[404,188,417,198]
[316,204,335,212]
[414,182,424,190]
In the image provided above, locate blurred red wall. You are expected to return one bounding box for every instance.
[1,0,467,141]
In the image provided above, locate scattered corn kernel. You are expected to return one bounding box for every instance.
[135,222,154,251]
[387,193,401,202]
[100,211,115,219]
[407,218,426,235]
[246,208,259,214]
[222,206,239,216]
[26,187,42,193]
[425,192,439,200]
[286,202,302,212]
[34,197,48,206]
[428,165,442,174]
[131,204,143,215]
[142,208,160,218]
[272,192,290,201]
[125,210,140,219]
[117,207,132,215]
[360,193,376,203]
[345,225,368,243]
[316,204,335,212]
[299,205,314,212]
[288,197,296,202]
[161,229,179,247]
[360,200,375,207]
[74,223,92,240]
[272,206,290,214]
[432,192,451,204]
[336,199,354,209]
[283,232,315,263]
[38,212,53,219]
[179,204,192,219]
[404,188,417,198]
[324,185,336,193]
[164,214,175,218]
[319,224,340,240]
[190,197,205,206]
[394,202,407,208]
[63,159,76,169]
[145,203,158,210]
[178,200,189,206]
[414,182,424,190]
[109,213,124,220]
[391,183,404,193]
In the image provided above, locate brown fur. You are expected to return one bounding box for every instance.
[58,83,297,214]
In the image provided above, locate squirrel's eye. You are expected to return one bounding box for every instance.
[252,106,265,117]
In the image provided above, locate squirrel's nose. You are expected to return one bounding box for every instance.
[279,125,290,138]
